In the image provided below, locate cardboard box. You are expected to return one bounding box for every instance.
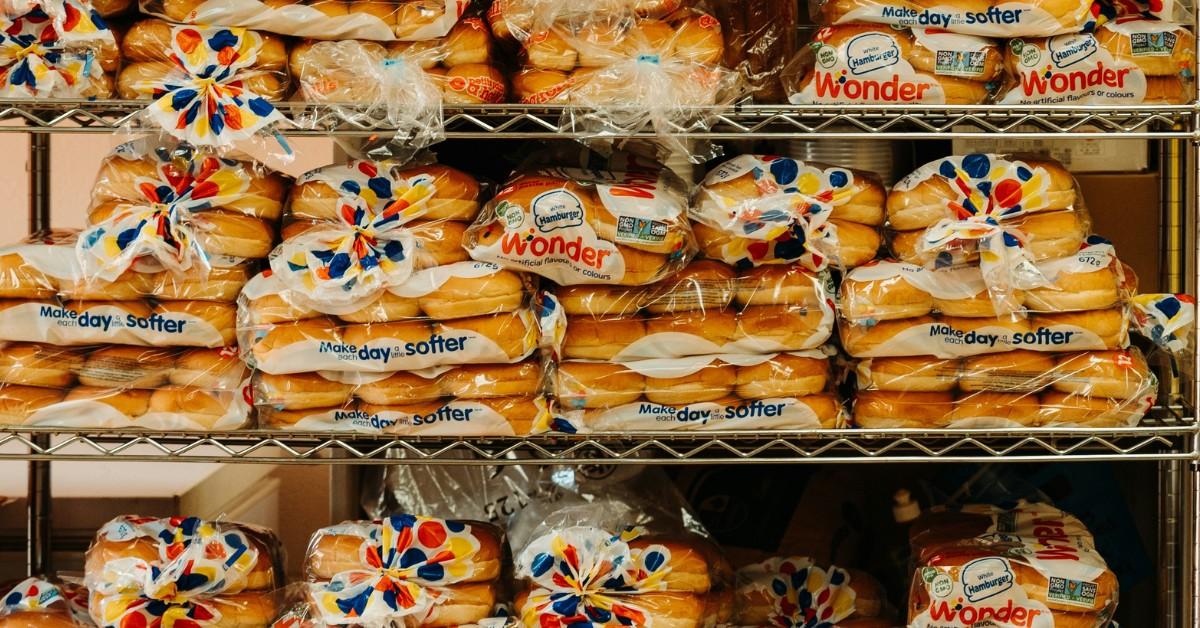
[951,137,1149,173]
[1076,172,1161,292]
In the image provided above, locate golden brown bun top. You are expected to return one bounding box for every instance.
[309,517,504,570]
[122,20,287,69]
[0,343,85,367]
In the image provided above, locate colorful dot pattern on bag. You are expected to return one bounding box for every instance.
[518,526,673,627]
[312,516,482,625]
[1132,292,1196,355]
[76,145,252,282]
[752,557,856,628]
[1,578,66,616]
[0,3,109,98]
[136,25,283,147]
[86,516,263,628]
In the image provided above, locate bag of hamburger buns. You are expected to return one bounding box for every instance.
[138,0,469,41]
[118,19,291,155]
[464,153,696,286]
[908,503,1118,628]
[84,515,284,628]
[692,154,886,270]
[0,578,94,627]
[508,465,735,626]
[290,16,507,155]
[494,0,743,160]
[811,0,1097,38]
[0,1,119,99]
[732,557,889,626]
[240,157,544,375]
[784,25,1003,105]
[998,18,1196,105]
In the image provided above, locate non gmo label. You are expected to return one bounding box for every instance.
[615,215,668,245]
[1129,30,1176,57]
[935,49,987,77]
[1046,576,1098,608]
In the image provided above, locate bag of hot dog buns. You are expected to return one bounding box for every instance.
[290,16,507,152]
[0,578,94,628]
[491,0,742,158]
[255,359,553,435]
[0,1,119,99]
[811,0,1096,37]
[731,557,890,626]
[507,465,735,626]
[783,26,1003,105]
[0,342,253,430]
[240,158,543,375]
[997,18,1196,105]
[139,0,468,42]
[298,515,509,627]
[908,503,1119,628]
[118,19,290,149]
[0,139,286,349]
[84,515,284,628]
[691,154,886,270]
[464,153,697,286]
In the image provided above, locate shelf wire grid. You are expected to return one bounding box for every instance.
[0,102,1194,138]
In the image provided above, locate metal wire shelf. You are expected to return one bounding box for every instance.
[0,402,1192,465]
[0,101,1194,138]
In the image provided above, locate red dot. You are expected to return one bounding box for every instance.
[417,522,448,548]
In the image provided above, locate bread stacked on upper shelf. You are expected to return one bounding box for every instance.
[0,2,120,99]
[242,159,549,435]
[842,153,1159,429]
[0,140,283,430]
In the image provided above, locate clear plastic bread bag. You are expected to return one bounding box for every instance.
[239,158,544,375]
[463,154,696,286]
[83,515,284,628]
[0,342,253,430]
[302,515,507,627]
[884,153,1092,319]
[691,154,886,271]
[289,16,507,156]
[0,0,118,98]
[117,19,292,160]
[0,578,94,627]
[997,18,1196,105]
[139,0,469,42]
[497,0,743,162]
[253,358,553,435]
[809,0,1095,37]
[712,0,799,103]
[907,503,1118,628]
[782,26,1002,106]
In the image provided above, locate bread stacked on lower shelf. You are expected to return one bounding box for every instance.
[83,515,283,628]
[843,154,1157,429]
[732,557,888,626]
[243,159,550,435]
[0,578,92,628]
[908,503,1119,627]
[301,516,505,627]
[548,260,845,432]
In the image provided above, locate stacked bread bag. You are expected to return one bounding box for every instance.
[997,17,1196,104]
[810,0,1097,37]
[508,465,734,626]
[140,0,469,42]
[731,557,889,626]
[0,138,282,430]
[843,153,1159,429]
[908,502,1118,627]
[84,515,282,628]
[243,158,549,436]
[118,19,289,148]
[274,515,507,627]
[490,0,741,156]
[289,15,506,151]
[0,0,120,99]
[783,25,1003,105]
[0,578,93,628]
